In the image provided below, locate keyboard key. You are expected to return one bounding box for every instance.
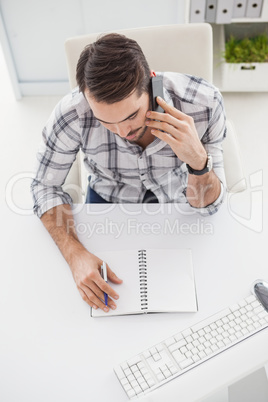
[172,350,185,363]
[211,344,219,352]
[134,385,142,394]
[186,342,194,351]
[182,328,193,338]
[116,366,126,379]
[234,311,241,318]
[180,346,187,354]
[144,373,153,382]
[149,347,157,355]
[127,389,136,398]
[163,369,172,378]
[174,333,184,342]
[157,372,165,381]
[245,295,256,304]
[204,347,213,355]
[165,337,175,347]
[210,323,217,330]
[128,374,135,382]
[128,356,142,366]
[199,336,206,344]
[239,299,247,308]
[141,382,149,391]
[254,305,265,314]
[121,362,129,371]
[143,350,151,359]
[170,365,179,375]
[147,378,155,387]
[259,311,268,319]
[185,351,193,359]
[152,353,161,362]
[176,339,187,349]
[252,300,261,308]
[192,354,201,362]
[186,335,194,343]
[179,358,194,369]
[198,351,206,359]
[230,303,240,312]
[156,344,164,352]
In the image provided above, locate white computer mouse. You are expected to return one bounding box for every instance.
[251,279,268,312]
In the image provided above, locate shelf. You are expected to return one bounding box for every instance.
[185,0,268,24]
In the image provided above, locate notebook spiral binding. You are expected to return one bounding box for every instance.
[138,250,148,310]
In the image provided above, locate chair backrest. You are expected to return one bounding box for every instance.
[65,23,213,89]
[63,24,246,202]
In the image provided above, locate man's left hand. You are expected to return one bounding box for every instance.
[145,96,207,170]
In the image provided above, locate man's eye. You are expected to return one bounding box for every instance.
[129,113,138,121]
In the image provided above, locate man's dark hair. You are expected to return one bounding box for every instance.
[76,33,151,104]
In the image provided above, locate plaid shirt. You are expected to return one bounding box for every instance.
[31,72,226,218]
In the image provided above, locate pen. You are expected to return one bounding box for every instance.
[101,261,108,306]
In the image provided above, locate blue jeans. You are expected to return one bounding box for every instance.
[86,187,159,204]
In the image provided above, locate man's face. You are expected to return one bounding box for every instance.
[84,89,151,143]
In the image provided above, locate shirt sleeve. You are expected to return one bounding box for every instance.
[31,94,82,218]
[188,87,227,216]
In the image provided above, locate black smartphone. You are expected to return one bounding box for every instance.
[151,76,164,113]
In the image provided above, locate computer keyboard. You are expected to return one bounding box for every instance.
[114,293,268,400]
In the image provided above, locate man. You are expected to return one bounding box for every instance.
[31,33,226,313]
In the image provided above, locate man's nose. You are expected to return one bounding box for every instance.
[115,124,131,138]
[115,122,131,138]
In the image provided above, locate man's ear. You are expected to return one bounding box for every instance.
[150,70,156,78]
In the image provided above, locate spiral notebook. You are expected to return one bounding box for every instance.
[91,248,197,317]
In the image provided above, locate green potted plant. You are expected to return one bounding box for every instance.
[221,31,268,91]
[224,33,268,64]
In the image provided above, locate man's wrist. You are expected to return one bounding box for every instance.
[187,153,212,176]
[188,151,207,171]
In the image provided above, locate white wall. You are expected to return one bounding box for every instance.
[0,0,186,97]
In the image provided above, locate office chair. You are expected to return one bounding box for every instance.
[63,23,246,203]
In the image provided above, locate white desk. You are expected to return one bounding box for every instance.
[1,198,267,402]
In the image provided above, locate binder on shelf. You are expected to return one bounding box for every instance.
[215,0,234,23]
[205,0,217,22]
[190,0,206,23]
[246,0,263,18]
[232,0,247,18]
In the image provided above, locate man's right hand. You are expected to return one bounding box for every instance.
[69,249,123,312]
[40,204,123,313]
